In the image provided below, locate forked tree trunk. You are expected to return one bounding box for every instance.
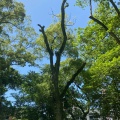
[38,1,86,120]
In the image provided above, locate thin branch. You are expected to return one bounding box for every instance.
[65,13,76,26]
[75,83,82,90]
[50,9,59,18]
[65,23,75,26]
[76,102,85,114]
[1,21,22,30]
[61,62,86,98]
[75,83,91,102]
[110,0,120,18]
[75,100,89,119]
[89,16,120,45]
[90,0,92,16]
[101,34,108,41]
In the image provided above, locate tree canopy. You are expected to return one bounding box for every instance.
[1,0,120,120]
[0,0,37,119]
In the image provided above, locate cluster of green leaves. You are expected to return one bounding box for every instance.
[0,0,37,119]
[0,0,37,66]
[75,1,120,118]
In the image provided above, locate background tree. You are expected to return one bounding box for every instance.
[75,1,120,119]
[0,0,37,119]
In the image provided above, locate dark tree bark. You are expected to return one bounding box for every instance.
[110,0,120,18]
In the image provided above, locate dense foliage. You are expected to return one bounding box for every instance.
[0,0,37,119]
[0,0,119,120]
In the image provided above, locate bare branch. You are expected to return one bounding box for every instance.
[90,0,92,16]
[38,24,54,69]
[50,9,59,18]
[65,22,75,26]
[54,0,68,81]
[110,0,120,18]
[89,16,120,45]
[38,24,53,55]
[59,0,68,54]
[61,62,86,98]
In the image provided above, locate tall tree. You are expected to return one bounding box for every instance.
[0,0,37,119]
[76,1,120,119]
[37,1,86,119]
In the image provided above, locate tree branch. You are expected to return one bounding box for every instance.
[54,0,68,81]
[89,16,108,30]
[110,0,120,18]
[38,24,53,55]
[90,0,92,16]
[61,62,86,98]
[59,0,68,55]
[1,21,22,30]
[76,102,85,114]
[38,24,54,69]
[75,100,89,119]
[89,16,120,45]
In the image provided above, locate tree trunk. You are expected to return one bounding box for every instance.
[53,90,63,120]
[54,99,63,120]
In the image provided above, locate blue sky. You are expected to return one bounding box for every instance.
[17,0,91,32]
[6,0,95,101]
